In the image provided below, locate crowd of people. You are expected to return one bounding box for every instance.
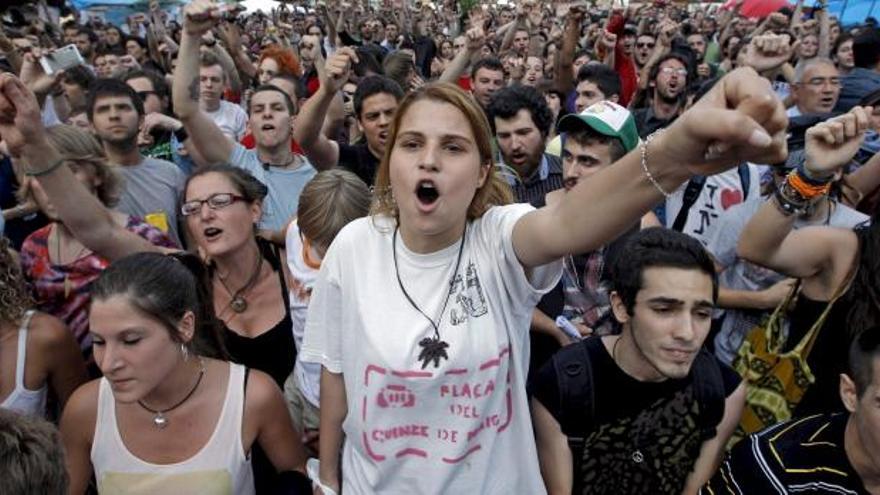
[2,0,880,493]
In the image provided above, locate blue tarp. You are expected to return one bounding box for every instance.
[803,0,880,26]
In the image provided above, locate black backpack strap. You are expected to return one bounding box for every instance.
[737,163,751,201]
[690,350,725,442]
[552,338,596,448]
[671,176,707,232]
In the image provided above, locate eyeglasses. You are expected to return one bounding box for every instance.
[660,67,688,77]
[637,42,655,49]
[181,193,246,216]
[803,77,841,88]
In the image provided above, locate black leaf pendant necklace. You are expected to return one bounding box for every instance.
[392,225,466,369]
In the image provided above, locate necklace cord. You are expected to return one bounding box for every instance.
[138,358,205,415]
[392,226,467,342]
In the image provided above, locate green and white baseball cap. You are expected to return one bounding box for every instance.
[557,100,640,153]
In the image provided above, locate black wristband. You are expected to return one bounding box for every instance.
[173,126,189,143]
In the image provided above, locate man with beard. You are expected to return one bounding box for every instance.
[531,228,744,495]
[174,0,320,231]
[294,49,403,186]
[86,79,185,246]
[488,84,563,206]
[687,31,719,82]
[74,27,97,65]
[633,53,689,138]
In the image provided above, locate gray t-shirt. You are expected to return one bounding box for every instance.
[707,197,868,364]
[227,144,317,231]
[114,156,186,246]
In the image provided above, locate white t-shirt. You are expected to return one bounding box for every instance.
[301,204,561,494]
[664,165,761,246]
[205,100,248,142]
[286,220,322,407]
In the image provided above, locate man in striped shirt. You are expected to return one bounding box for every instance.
[702,329,880,494]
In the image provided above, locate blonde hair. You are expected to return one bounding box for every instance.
[44,125,122,207]
[298,169,372,250]
[372,82,513,221]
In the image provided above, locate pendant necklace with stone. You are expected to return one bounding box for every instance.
[138,357,205,429]
[217,252,264,314]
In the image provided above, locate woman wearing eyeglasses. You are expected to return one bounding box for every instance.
[0,77,308,492]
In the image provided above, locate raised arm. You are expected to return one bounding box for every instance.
[553,5,585,95]
[513,68,789,268]
[438,27,483,84]
[293,47,359,170]
[0,75,164,261]
[738,108,871,283]
[172,0,236,166]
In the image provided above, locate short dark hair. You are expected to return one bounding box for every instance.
[470,57,505,79]
[487,84,554,137]
[268,73,308,101]
[75,26,98,44]
[849,328,880,398]
[249,84,296,115]
[354,76,404,119]
[564,127,627,163]
[610,227,718,314]
[62,65,96,91]
[86,77,144,121]
[853,28,880,69]
[122,68,169,101]
[576,63,622,99]
[0,409,68,495]
[125,35,148,50]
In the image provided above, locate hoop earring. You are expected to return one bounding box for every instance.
[180,343,189,362]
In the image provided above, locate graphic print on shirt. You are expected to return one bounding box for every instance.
[360,259,513,464]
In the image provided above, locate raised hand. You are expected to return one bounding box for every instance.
[183,0,222,37]
[659,67,788,175]
[465,26,484,52]
[804,106,872,178]
[741,33,793,73]
[19,49,61,97]
[322,47,358,95]
[0,74,46,158]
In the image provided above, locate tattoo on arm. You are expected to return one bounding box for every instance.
[188,77,200,101]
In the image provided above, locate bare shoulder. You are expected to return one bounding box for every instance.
[244,368,282,411]
[60,379,100,437]
[27,311,76,351]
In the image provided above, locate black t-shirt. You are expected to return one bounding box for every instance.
[530,336,741,494]
[338,142,380,186]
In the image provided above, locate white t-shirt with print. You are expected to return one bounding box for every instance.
[301,204,561,494]
[285,220,322,407]
[664,165,761,246]
[206,100,248,142]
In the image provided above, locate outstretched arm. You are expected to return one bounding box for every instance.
[172,0,235,166]
[738,108,871,288]
[293,47,360,171]
[513,68,789,268]
[0,75,165,261]
[438,27,483,84]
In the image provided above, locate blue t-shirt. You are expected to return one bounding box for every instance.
[227,144,317,231]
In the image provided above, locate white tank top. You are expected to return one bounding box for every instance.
[0,310,48,417]
[91,362,255,495]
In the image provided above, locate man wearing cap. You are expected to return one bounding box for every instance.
[535,101,653,346]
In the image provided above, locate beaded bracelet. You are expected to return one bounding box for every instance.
[641,130,672,198]
[25,157,65,177]
[787,169,831,200]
